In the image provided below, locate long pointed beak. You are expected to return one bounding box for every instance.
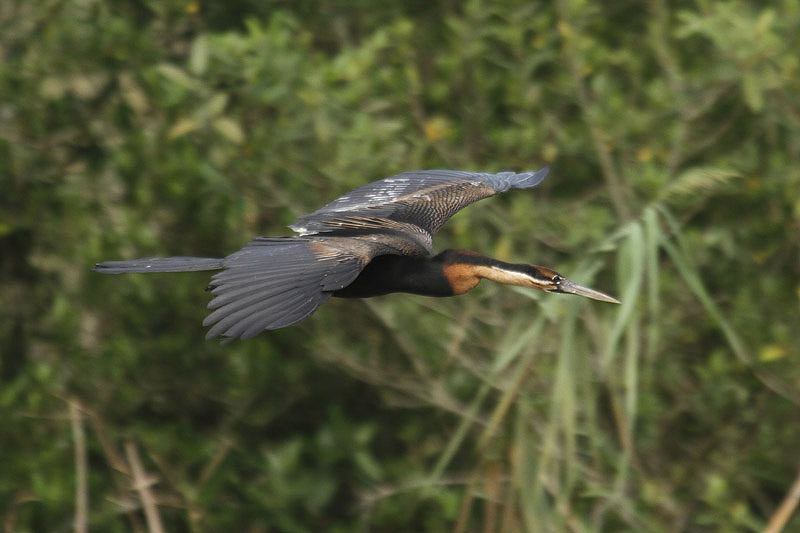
[556,278,621,304]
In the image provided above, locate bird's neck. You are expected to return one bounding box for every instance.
[435,249,542,294]
[334,249,535,299]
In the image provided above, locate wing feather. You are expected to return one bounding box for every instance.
[203,237,367,343]
[290,167,550,237]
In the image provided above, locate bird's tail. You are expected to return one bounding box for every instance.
[93,256,224,274]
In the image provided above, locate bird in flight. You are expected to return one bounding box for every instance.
[95,167,619,343]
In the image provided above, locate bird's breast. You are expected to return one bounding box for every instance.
[333,254,453,298]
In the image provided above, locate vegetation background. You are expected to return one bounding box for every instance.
[2,0,799,531]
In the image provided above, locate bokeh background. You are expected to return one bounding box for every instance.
[3,1,800,531]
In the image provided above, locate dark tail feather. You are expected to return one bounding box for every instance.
[93,256,224,274]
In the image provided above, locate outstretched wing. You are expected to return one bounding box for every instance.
[204,237,368,343]
[289,167,550,239]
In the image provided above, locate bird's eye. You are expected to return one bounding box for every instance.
[553,275,563,286]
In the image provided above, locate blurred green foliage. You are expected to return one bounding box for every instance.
[2,0,800,531]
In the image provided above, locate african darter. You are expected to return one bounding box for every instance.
[94,167,619,343]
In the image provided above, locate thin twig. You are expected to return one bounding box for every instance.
[198,437,235,487]
[763,464,800,533]
[69,401,88,533]
[454,473,478,533]
[80,405,145,531]
[478,348,537,450]
[125,442,165,533]
[483,461,502,533]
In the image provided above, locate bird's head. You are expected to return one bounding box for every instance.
[517,264,620,303]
